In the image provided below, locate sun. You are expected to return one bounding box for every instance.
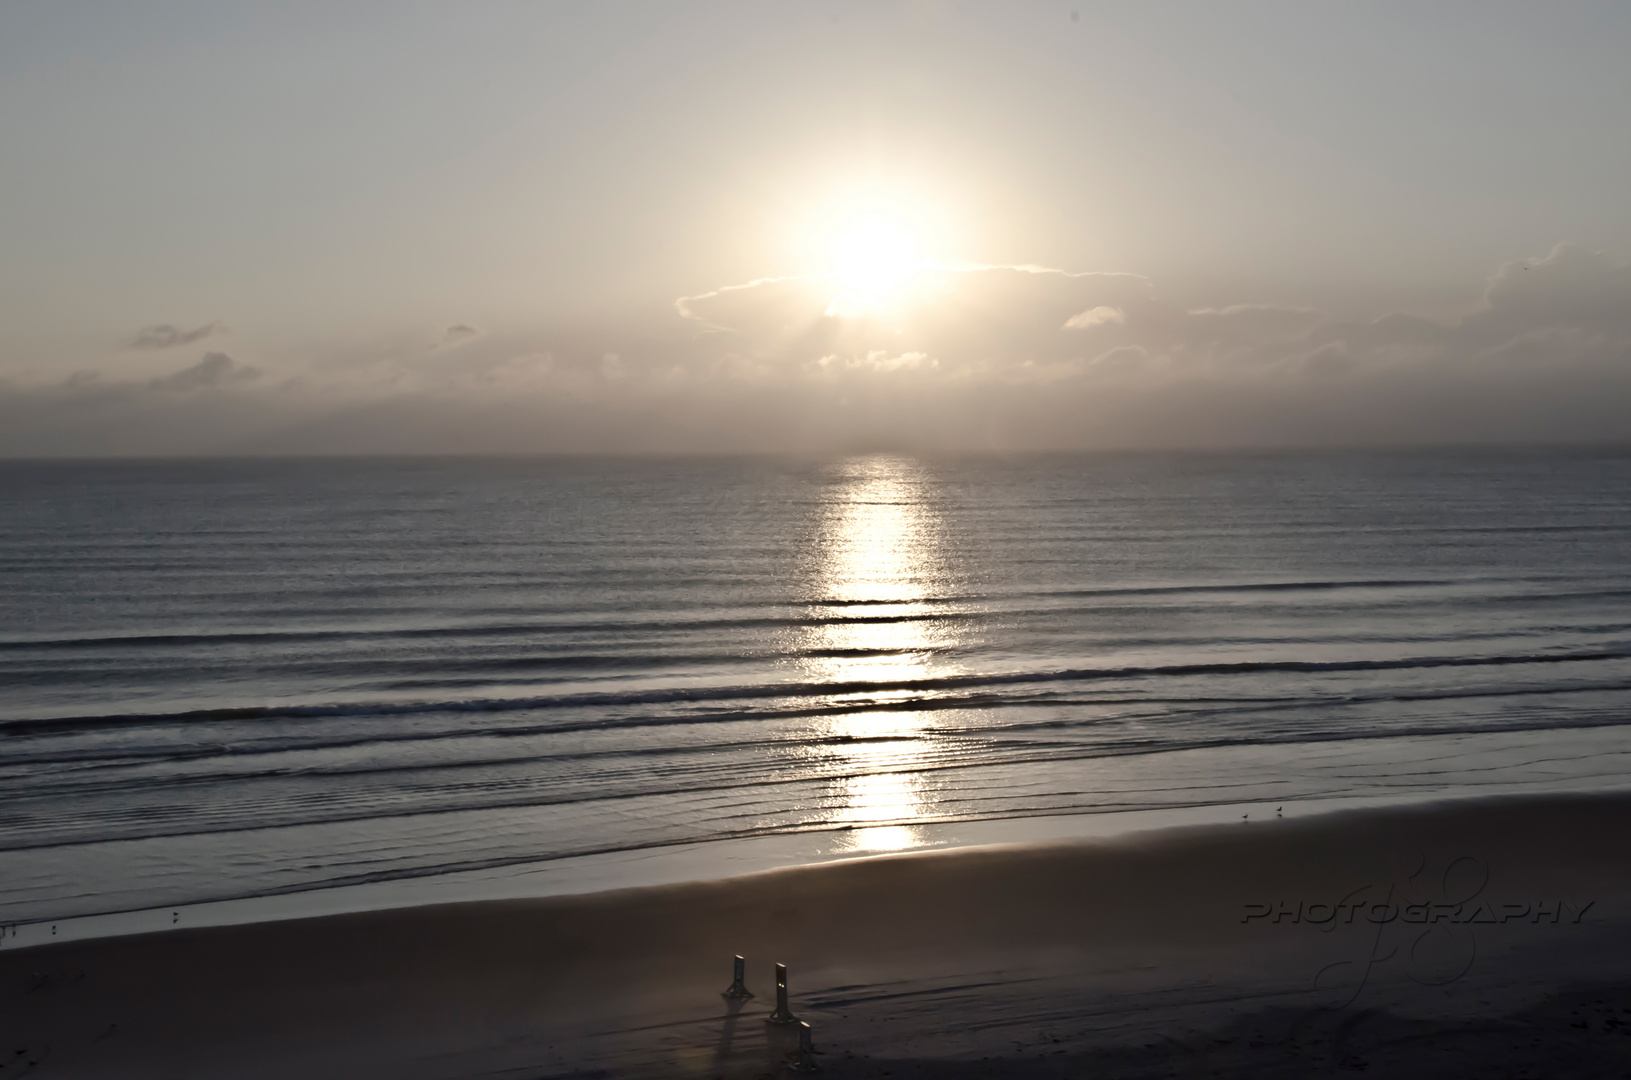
[827,213,924,299]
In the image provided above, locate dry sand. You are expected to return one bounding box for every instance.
[6,792,1631,1078]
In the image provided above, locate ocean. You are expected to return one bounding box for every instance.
[4,450,1631,929]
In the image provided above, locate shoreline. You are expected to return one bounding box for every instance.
[10,717,1631,948]
[0,794,1356,952]
[7,789,1631,1076]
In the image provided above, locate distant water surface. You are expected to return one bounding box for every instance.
[4,451,1631,923]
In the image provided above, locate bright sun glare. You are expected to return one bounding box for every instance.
[828,214,923,298]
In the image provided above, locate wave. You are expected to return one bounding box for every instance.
[0,577,1538,652]
[15,677,1631,779]
[8,644,1631,735]
[9,705,1631,860]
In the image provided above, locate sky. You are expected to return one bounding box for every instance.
[2,1,1630,455]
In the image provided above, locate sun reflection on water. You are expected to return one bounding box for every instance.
[799,456,960,852]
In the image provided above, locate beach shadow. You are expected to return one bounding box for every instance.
[706,997,801,1078]
[710,997,747,1074]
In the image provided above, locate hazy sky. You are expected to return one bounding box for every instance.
[3,1,1629,454]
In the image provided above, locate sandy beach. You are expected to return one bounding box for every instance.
[5,791,1631,1077]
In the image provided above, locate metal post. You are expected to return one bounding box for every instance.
[787,1020,821,1073]
[767,962,798,1024]
[722,954,753,1000]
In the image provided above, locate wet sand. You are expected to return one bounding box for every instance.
[5,792,1631,1078]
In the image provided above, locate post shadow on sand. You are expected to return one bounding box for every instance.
[711,994,750,1073]
[712,954,754,1070]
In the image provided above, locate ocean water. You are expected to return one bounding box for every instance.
[4,450,1631,926]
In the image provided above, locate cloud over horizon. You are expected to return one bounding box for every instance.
[123,322,228,351]
[149,352,259,392]
[3,247,1628,456]
[436,324,483,349]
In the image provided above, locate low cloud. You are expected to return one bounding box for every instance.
[4,246,1630,455]
[124,322,227,350]
[675,264,1156,375]
[437,324,482,348]
[815,350,935,374]
[149,352,259,392]
[1063,305,1125,329]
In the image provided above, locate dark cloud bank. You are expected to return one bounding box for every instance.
[4,246,1629,456]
